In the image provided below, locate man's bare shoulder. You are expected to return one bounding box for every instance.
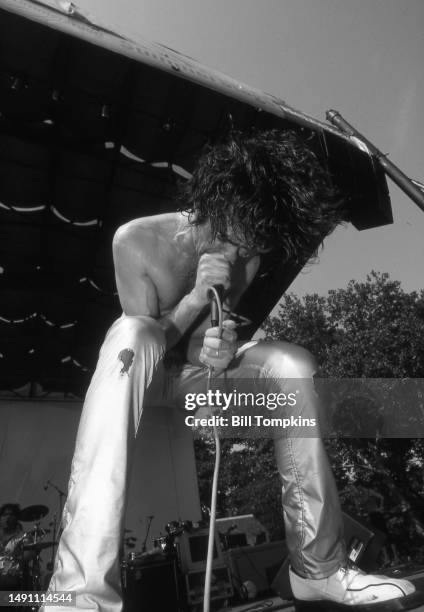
[113,212,191,316]
[114,212,180,249]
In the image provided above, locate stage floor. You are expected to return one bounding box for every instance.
[227,595,424,612]
[227,596,293,611]
[226,569,424,612]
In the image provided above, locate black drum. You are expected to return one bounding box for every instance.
[0,554,22,589]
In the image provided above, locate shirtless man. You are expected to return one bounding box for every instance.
[46,130,415,612]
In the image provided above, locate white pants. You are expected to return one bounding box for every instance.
[45,315,345,612]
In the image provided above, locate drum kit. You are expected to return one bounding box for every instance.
[0,504,57,591]
[2,508,194,592]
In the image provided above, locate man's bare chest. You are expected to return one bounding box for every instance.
[152,253,260,316]
[152,256,197,314]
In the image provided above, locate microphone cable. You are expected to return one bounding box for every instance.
[203,285,224,612]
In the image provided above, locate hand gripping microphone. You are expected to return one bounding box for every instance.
[208,284,224,327]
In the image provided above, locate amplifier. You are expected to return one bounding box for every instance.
[224,540,288,594]
[123,559,182,612]
[185,565,233,606]
[343,512,386,571]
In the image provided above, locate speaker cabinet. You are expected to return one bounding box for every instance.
[123,559,182,612]
[224,540,288,594]
[342,512,386,571]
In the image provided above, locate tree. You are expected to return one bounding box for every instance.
[264,271,424,378]
[195,272,424,563]
[195,436,284,540]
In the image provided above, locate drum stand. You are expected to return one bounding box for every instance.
[21,523,47,591]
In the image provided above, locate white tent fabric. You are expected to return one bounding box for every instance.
[0,399,201,567]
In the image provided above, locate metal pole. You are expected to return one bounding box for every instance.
[326,109,424,213]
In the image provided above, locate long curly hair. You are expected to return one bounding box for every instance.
[179,129,347,264]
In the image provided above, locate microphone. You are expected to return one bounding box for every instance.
[208,284,224,327]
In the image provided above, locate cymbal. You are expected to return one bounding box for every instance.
[19,505,49,521]
[23,541,57,551]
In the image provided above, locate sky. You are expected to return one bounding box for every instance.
[48,0,424,295]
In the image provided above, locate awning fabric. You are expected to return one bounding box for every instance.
[0,3,392,396]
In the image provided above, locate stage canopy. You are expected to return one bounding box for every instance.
[0,1,392,397]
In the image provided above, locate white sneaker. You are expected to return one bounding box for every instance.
[290,563,416,610]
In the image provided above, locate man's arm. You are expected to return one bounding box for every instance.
[112,222,232,352]
[112,223,208,350]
